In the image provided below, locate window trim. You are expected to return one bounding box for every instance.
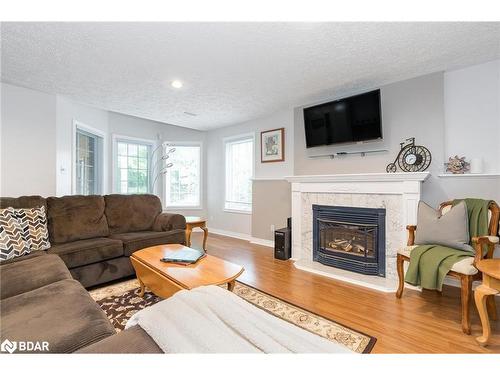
[111,134,157,195]
[223,132,255,215]
[72,120,106,195]
[163,140,203,210]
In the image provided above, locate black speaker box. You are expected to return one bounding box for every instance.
[274,227,291,260]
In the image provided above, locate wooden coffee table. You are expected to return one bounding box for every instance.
[130,244,244,299]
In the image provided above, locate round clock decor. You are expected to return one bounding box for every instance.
[386,137,432,173]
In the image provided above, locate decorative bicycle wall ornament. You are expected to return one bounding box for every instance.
[386,137,432,173]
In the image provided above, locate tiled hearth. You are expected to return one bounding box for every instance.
[285,173,430,292]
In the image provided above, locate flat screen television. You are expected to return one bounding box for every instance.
[303,89,382,148]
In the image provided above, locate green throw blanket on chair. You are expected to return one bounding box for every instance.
[404,198,491,291]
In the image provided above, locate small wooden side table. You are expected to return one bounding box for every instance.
[474,259,500,346]
[185,216,208,252]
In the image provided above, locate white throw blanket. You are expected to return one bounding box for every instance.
[125,285,352,353]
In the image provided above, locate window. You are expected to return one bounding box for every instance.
[165,143,201,208]
[75,126,103,195]
[224,135,254,212]
[114,138,152,194]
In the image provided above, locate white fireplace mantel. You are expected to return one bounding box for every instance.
[285,172,430,292]
[285,172,430,184]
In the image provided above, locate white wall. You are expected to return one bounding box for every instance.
[1,83,57,196]
[2,59,499,238]
[206,108,294,236]
[108,111,208,218]
[293,73,445,182]
[209,61,500,236]
[444,60,500,173]
[56,96,109,196]
[2,84,207,219]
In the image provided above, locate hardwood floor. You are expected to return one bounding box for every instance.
[189,231,500,353]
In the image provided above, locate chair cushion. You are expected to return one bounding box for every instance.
[104,194,162,234]
[48,237,124,268]
[110,230,186,256]
[0,253,71,299]
[398,245,478,275]
[0,279,115,353]
[47,195,109,244]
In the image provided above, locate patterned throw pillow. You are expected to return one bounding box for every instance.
[15,206,51,251]
[0,207,31,262]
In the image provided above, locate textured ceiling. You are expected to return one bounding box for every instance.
[1,22,500,130]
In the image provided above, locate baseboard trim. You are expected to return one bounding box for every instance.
[249,237,274,248]
[208,228,252,241]
[208,228,274,248]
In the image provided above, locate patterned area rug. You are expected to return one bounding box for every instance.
[90,279,376,353]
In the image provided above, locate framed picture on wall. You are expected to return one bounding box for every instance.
[261,128,285,163]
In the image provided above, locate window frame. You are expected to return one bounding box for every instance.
[111,134,156,195]
[163,141,203,210]
[72,120,105,195]
[223,132,255,215]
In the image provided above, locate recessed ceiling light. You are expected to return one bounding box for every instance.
[171,80,183,89]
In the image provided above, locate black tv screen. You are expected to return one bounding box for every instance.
[303,89,382,148]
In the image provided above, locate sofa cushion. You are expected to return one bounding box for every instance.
[76,325,163,353]
[69,256,135,288]
[0,253,72,299]
[0,195,46,209]
[153,212,187,231]
[48,237,124,268]
[398,245,478,275]
[0,250,46,266]
[110,230,186,256]
[105,194,162,234]
[0,279,115,353]
[47,195,109,243]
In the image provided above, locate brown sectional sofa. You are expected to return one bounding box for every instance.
[1,253,116,353]
[0,194,186,287]
[0,194,185,353]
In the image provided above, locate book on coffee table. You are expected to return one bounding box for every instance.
[160,247,206,264]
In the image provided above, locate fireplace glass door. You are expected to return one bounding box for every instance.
[312,205,386,277]
[318,219,377,261]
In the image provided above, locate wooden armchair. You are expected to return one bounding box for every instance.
[395,200,500,334]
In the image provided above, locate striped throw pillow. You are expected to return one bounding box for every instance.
[0,207,31,262]
[15,206,51,251]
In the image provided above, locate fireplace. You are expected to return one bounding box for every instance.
[313,205,386,277]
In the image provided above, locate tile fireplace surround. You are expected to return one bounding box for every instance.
[285,172,430,292]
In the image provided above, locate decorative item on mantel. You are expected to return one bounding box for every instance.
[386,137,432,173]
[261,128,285,163]
[149,143,176,192]
[444,155,470,174]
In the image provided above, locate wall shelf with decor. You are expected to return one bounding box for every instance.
[308,149,388,159]
[438,173,500,178]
